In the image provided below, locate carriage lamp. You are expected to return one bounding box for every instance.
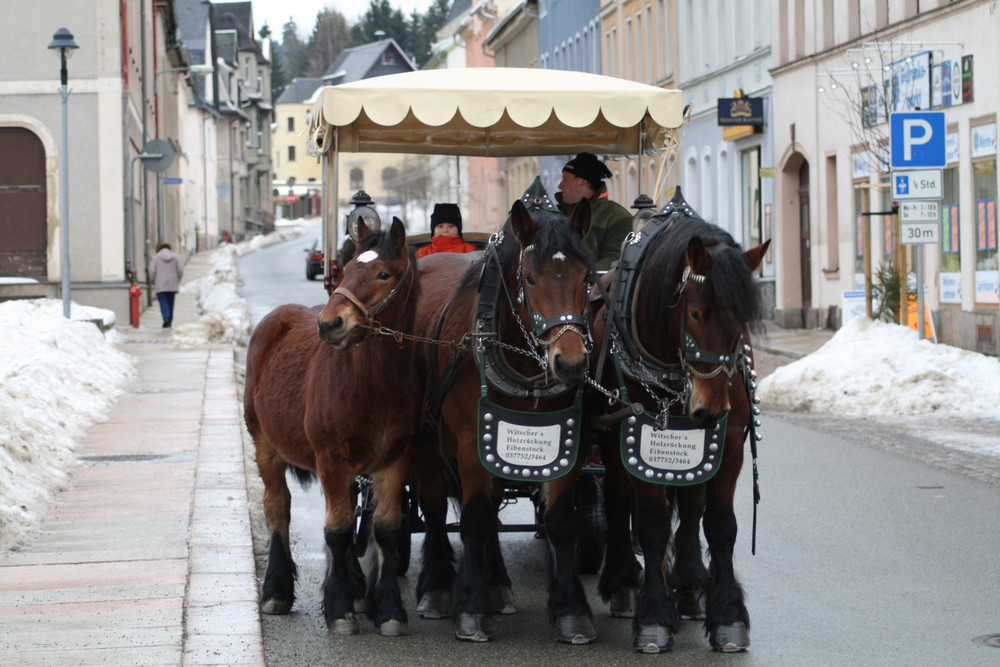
[631,194,657,232]
[48,27,79,319]
[346,190,381,241]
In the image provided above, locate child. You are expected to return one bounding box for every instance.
[415,203,477,258]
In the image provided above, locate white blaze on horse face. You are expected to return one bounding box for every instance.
[553,251,567,261]
[357,250,379,264]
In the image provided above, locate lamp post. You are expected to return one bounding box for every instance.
[48,27,79,318]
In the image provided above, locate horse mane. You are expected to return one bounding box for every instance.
[640,215,765,334]
[457,209,595,292]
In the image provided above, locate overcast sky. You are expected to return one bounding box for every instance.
[245,0,438,37]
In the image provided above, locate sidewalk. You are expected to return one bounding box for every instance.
[0,253,264,666]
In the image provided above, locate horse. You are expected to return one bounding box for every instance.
[411,192,600,644]
[243,217,420,636]
[587,188,770,653]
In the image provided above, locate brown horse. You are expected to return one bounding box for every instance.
[244,218,419,636]
[588,189,770,653]
[412,195,599,643]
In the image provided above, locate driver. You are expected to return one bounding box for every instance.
[556,152,632,271]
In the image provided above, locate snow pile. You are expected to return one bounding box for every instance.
[758,316,1000,418]
[0,299,134,552]
[172,226,308,348]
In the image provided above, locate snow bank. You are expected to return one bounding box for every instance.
[0,300,134,551]
[172,226,309,348]
[757,316,1000,418]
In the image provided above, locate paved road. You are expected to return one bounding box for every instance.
[236,231,1000,666]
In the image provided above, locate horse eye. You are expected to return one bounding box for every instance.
[377,270,390,281]
[524,274,537,287]
[690,310,702,322]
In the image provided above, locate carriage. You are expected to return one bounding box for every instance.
[306,67,684,561]
[244,67,768,652]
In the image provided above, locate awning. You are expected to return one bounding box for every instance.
[308,67,684,157]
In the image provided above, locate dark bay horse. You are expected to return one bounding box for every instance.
[588,189,769,653]
[413,195,599,644]
[244,218,419,636]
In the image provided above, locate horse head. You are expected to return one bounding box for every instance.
[673,233,770,428]
[506,197,594,386]
[317,217,414,350]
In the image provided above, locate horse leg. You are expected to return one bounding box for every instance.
[542,474,596,644]
[254,439,296,615]
[702,475,751,651]
[672,486,708,619]
[485,478,515,615]
[316,459,366,634]
[413,441,456,619]
[452,455,499,642]
[366,454,412,636]
[632,484,678,653]
[596,439,641,618]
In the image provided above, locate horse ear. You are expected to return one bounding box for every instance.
[744,239,771,272]
[510,199,538,248]
[389,217,407,255]
[685,235,711,275]
[568,197,592,239]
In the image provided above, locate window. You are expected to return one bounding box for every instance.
[939,166,961,303]
[350,167,364,190]
[287,116,294,132]
[288,145,296,162]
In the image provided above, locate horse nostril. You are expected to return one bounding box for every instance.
[318,316,343,339]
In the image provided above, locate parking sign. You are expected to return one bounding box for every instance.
[890,111,946,168]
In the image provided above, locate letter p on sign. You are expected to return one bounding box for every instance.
[890,112,946,169]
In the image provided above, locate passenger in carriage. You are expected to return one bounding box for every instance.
[415,203,477,258]
[556,152,633,271]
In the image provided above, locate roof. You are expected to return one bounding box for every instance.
[321,39,416,86]
[214,1,269,64]
[276,78,324,105]
[308,67,685,157]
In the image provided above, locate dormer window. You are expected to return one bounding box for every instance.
[381,52,394,66]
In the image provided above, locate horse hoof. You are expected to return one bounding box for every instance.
[378,619,409,637]
[710,622,749,652]
[490,586,517,614]
[455,613,495,642]
[261,598,292,615]
[417,591,453,619]
[330,616,361,636]
[675,588,705,619]
[609,587,638,618]
[632,624,674,653]
[555,615,597,644]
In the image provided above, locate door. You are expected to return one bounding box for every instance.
[0,128,47,278]
[798,161,812,315]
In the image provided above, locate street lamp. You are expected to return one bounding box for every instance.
[48,28,79,318]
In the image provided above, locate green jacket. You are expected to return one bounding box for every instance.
[557,184,633,271]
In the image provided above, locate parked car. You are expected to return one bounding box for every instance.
[305,240,323,280]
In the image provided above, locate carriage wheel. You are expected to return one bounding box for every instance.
[575,474,607,575]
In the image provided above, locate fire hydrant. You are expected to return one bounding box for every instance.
[129,282,142,328]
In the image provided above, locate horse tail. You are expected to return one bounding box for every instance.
[287,464,316,488]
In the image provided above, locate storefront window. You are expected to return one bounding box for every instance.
[939,166,961,303]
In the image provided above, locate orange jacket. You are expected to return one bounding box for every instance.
[415,235,478,259]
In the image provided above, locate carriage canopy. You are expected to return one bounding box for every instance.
[308,68,685,157]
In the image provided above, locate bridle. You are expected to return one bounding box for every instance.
[674,265,743,381]
[332,252,415,337]
[474,230,594,400]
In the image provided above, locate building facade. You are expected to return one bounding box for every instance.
[771,0,998,354]
[0,0,273,323]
